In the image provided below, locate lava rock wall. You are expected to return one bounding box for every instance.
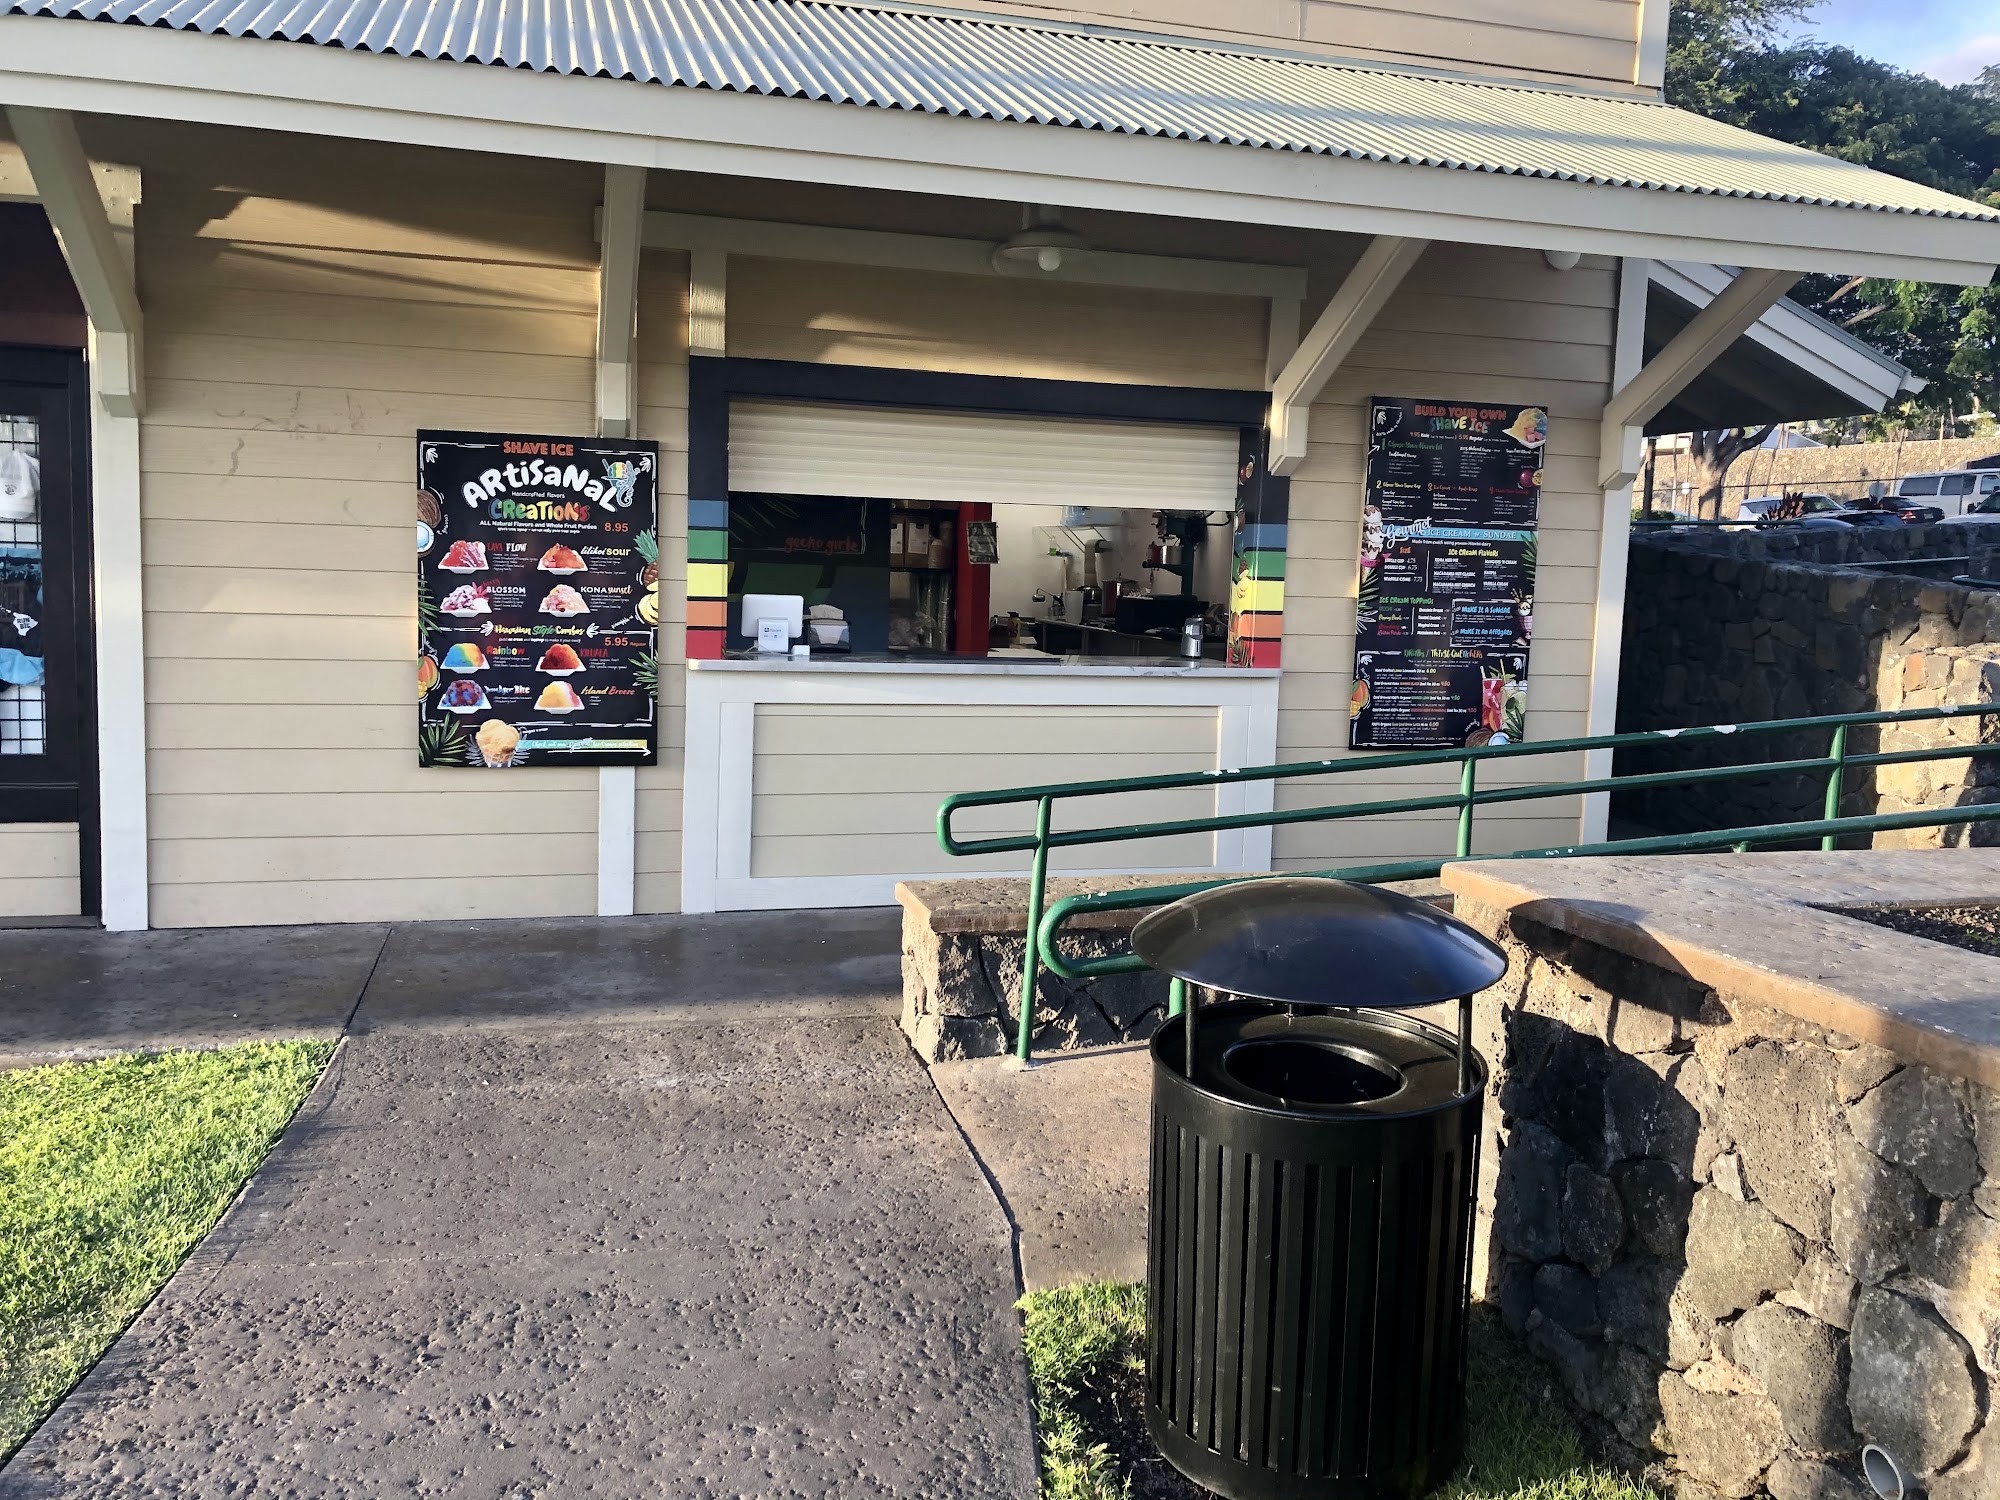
[1461,900,1998,1500]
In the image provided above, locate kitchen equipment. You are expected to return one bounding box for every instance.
[1061,589,1084,623]
[1115,594,1207,636]
[1180,616,1204,658]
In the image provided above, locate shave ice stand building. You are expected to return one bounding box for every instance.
[0,0,1996,929]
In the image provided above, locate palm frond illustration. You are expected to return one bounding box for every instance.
[417,575,440,645]
[632,651,658,695]
[727,494,805,537]
[418,717,466,768]
[1355,563,1382,625]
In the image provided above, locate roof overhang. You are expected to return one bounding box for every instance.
[1645,261,1926,434]
[2,17,1997,286]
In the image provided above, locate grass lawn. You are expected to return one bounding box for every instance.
[1019,1282,1658,1500]
[0,1041,334,1460]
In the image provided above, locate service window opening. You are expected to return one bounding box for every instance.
[723,401,1245,663]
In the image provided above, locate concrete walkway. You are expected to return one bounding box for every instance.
[930,1046,1153,1292]
[0,912,1038,1500]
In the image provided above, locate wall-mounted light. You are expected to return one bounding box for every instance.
[1544,249,1583,272]
[993,205,1090,274]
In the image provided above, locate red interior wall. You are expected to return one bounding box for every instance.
[954,501,992,654]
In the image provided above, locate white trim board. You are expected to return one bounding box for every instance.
[679,663,1281,913]
[3,19,1996,284]
[636,209,1309,301]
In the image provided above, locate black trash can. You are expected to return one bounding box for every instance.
[1131,878,1506,1500]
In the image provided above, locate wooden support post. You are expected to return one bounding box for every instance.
[7,106,150,929]
[594,163,646,917]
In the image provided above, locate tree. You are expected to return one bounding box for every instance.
[1667,2,2000,433]
[1684,426,1779,517]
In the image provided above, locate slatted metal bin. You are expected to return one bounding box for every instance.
[1129,879,1505,1500]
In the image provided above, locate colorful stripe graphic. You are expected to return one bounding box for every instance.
[685,501,730,660]
[1228,433,1287,674]
[1230,574,1284,615]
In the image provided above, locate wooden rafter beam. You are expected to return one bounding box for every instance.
[1597,265,1801,488]
[1266,236,1429,476]
[595,162,647,439]
[7,105,143,416]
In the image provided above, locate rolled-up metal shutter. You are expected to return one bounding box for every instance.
[728,399,1239,510]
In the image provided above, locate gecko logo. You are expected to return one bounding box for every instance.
[600,453,653,511]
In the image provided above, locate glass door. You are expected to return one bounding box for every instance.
[0,349,93,909]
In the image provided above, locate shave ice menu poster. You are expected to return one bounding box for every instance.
[1349,397,1544,750]
[417,430,659,768]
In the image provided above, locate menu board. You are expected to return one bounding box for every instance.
[1349,396,1544,750]
[417,430,658,768]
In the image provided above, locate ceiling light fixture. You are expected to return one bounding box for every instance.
[993,204,1090,275]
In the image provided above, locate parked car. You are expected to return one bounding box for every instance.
[1833,495,1946,527]
[1894,468,2000,517]
[1736,493,1846,522]
[1632,507,1696,528]
[1938,493,2000,527]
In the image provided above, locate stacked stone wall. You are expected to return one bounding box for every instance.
[900,918,1173,1060]
[1616,532,2000,839]
[1463,900,1999,1500]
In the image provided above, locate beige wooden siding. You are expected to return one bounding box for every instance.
[724,258,1267,391]
[107,128,1618,921]
[119,124,611,927]
[933,0,1646,91]
[748,704,1221,878]
[1268,242,1613,872]
[0,824,81,918]
[636,248,692,915]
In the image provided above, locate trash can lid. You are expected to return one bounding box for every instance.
[1130,877,1508,1008]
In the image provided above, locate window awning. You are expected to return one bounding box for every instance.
[5,0,1998,282]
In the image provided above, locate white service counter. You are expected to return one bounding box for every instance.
[681,655,1281,911]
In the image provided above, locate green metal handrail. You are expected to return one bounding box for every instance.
[935,701,2000,1063]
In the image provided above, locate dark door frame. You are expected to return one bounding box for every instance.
[0,345,99,918]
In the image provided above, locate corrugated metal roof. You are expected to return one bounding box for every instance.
[8,0,1996,222]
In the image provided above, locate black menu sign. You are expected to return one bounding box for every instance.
[417,430,658,768]
[1349,396,1544,750]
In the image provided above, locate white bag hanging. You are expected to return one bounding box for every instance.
[0,448,39,522]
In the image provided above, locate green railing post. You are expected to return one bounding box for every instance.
[1168,976,1186,1019]
[1016,795,1054,1065]
[1456,756,1477,859]
[1822,723,1848,852]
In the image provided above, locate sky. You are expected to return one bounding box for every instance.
[1781,0,1999,85]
